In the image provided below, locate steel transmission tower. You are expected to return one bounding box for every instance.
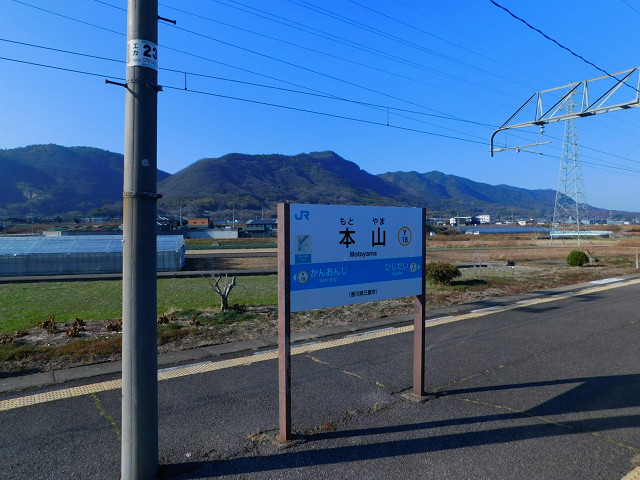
[490,68,640,243]
[551,92,588,243]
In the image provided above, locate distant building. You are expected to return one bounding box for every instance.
[244,219,277,237]
[477,214,491,224]
[187,218,209,229]
[449,216,471,226]
[0,235,185,276]
[426,218,447,226]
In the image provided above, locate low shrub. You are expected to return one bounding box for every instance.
[39,315,57,334]
[567,250,589,267]
[106,319,122,332]
[426,262,461,285]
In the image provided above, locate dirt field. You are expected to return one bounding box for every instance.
[186,232,640,271]
[427,227,640,261]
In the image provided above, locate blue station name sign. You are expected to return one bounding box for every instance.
[288,204,423,312]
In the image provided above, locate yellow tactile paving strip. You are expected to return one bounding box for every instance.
[1,379,122,410]
[2,277,639,413]
[622,467,640,480]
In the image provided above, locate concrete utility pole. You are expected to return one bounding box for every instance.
[122,1,160,479]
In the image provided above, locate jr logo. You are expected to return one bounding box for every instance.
[295,210,310,220]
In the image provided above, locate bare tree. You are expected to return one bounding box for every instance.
[205,273,237,312]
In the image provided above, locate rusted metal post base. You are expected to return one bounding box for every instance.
[401,391,431,403]
[274,433,299,444]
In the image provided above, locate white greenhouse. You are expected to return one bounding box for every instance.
[0,235,185,276]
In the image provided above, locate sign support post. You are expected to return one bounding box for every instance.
[412,207,427,398]
[276,202,294,442]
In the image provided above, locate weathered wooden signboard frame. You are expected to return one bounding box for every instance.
[277,202,427,442]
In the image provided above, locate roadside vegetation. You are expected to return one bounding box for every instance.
[0,276,276,333]
[2,232,640,374]
[425,262,461,285]
[567,250,590,266]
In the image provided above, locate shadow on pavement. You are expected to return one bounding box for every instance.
[445,374,640,414]
[159,374,640,478]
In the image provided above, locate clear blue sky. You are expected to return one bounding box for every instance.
[1,0,639,212]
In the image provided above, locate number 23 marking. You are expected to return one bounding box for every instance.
[143,44,157,60]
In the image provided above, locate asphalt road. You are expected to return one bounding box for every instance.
[1,277,640,479]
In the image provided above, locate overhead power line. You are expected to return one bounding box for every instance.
[2,55,638,178]
[161,24,493,119]
[25,0,492,127]
[9,0,124,36]
[9,0,640,178]
[580,160,640,176]
[93,0,126,11]
[522,149,640,177]
[158,2,520,102]
[209,0,440,71]
[16,0,482,125]
[0,37,122,64]
[0,55,123,81]
[160,14,523,110]
[345,0,502,61]
[161,84,487,144]
[488,0,630,88]
[284,0,534,90]
[0,53,487,146]
[4,45,638,175]
[206,0,529,99]
[0,36,493,133]
[621,0,640,16]
[497,125,640,168]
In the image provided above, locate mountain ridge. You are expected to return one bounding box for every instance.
[0,145,631,219]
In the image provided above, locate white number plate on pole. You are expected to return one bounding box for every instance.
[127,39,158,70]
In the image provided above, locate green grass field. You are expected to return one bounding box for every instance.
[0,275,277,333]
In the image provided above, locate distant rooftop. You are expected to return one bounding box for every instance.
[245,219,277,225]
